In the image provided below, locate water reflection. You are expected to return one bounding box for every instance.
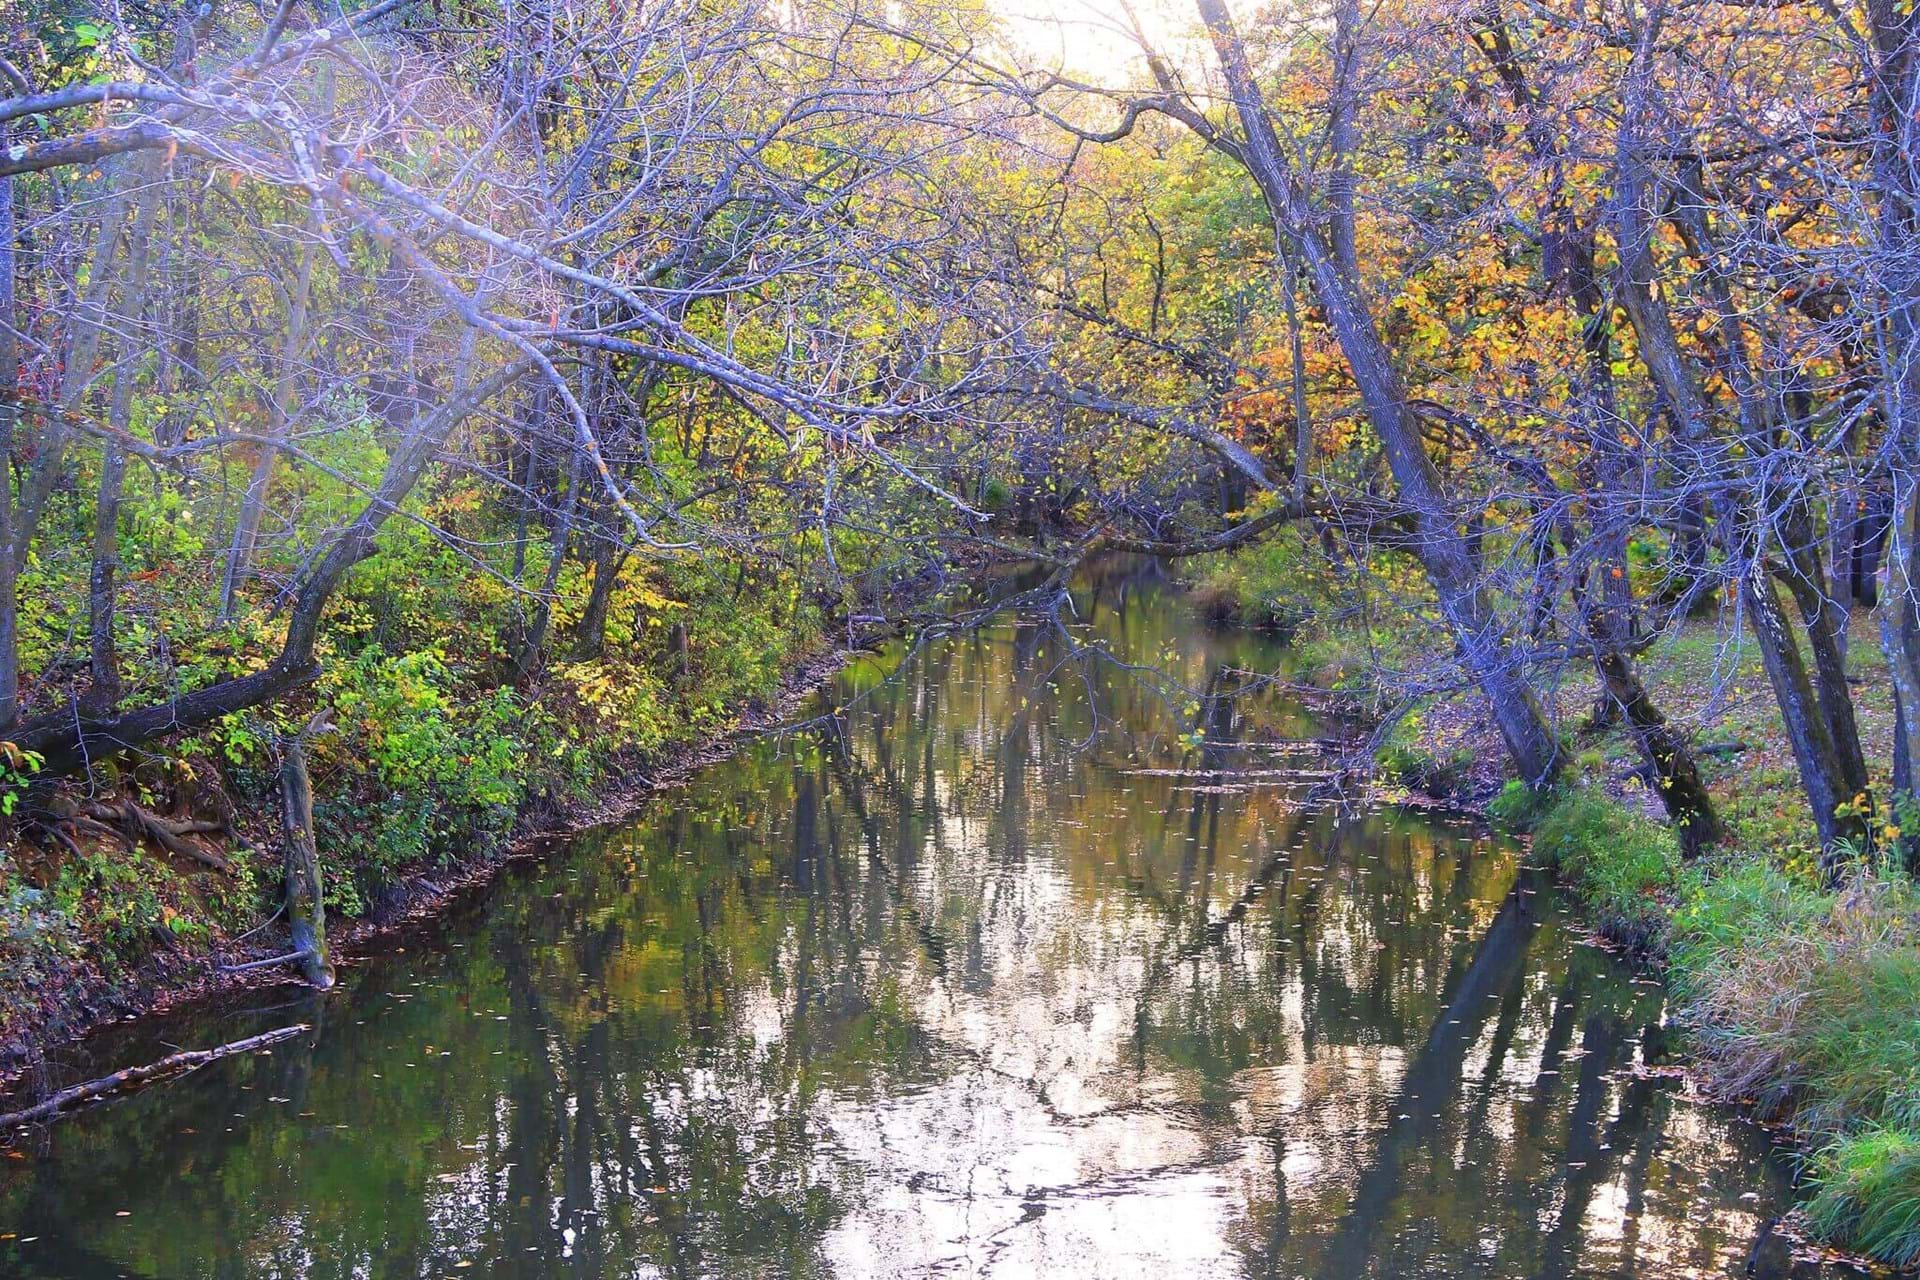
[0,558,1844,1278]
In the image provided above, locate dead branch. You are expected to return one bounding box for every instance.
[0,1024,310,1132]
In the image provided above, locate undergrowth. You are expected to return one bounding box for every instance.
[0,535,869,1056]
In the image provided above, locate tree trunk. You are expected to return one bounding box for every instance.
[13,174,130,569]
[84,168,164,717]
[0,1025,309,1130]
[668,621,691,683]
[1879,471,1920,826]
[0,145,18,730]
[1194,0,1561,788]
[1776,515,1870,799]
[1854,484,1892,607]
[1590,639,1722,856]
[278,721,335,990]
[573,532,623,660]
[1282,249,1312,501]
[514,451,583,678]
[1745,558,1867,856]
[1327,0,1363,285]
[219,231,319,619]
[1869,0,1920,872]
[85,450,127,715]
[1831,483,1863,618]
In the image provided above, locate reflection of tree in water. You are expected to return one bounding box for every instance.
[0,561,1821,1279]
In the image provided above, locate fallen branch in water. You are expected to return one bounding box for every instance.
[0,1024,310,1132]
[216,949,318,975]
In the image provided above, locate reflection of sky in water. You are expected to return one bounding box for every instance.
[0,558,1853,1279]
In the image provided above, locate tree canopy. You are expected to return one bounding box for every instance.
[3,0,1919,954]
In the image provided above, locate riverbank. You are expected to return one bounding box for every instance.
[0,553,976,1091]
[3,554,1816,1278]
[0,639,862,1094]
[1191,547,1920,1269]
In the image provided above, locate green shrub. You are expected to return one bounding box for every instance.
[1369,701,1480,797]
[314,646,528,907]
[41,838,234,972]
[0,883,79,1029]
[1186,528,1335,634]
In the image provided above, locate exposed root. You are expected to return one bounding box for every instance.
[81,801,234,872]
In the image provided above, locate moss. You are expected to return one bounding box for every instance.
[1487,778,1555,829]
[1529,789,1680,950]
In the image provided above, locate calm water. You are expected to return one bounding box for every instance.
[0,559,1847,1278]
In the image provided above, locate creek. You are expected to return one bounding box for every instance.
[0,558,1848,1278]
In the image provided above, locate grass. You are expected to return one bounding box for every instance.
[1672,866,1920,1118]
[1496,786,1920,1266]
[1805,1128,1920,1269]
[1502,784,1920,1265]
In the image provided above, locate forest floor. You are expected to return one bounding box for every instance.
[1237,584,1920,1270]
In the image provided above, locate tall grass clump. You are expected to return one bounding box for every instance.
[1671,864,1920,1266]
[1803,1128,1920,1268]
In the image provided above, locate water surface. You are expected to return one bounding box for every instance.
[0,559,1845,1278]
